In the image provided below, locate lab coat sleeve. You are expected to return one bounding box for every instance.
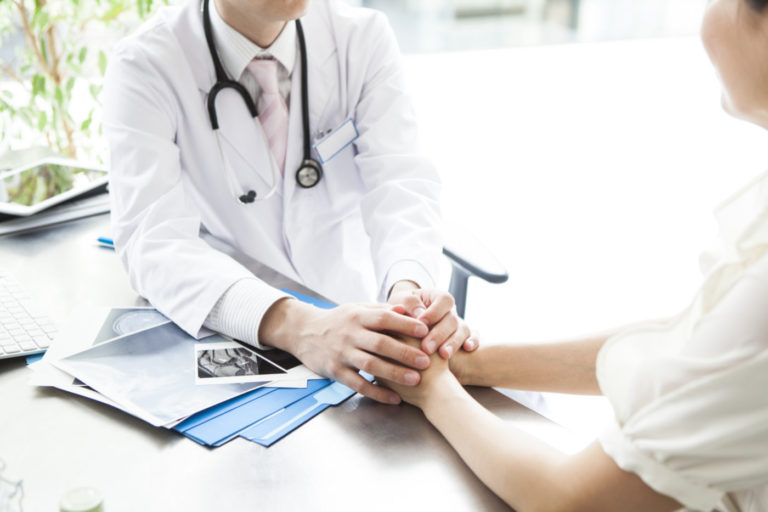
[347,12,443,301]
[103,43,287,338]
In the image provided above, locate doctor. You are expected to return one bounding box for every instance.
[103,0,475,404]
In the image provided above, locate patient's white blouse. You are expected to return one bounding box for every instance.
[597,172,768,512]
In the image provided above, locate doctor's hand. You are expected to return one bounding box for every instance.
[258,298,432,405]
[387,282,478,360]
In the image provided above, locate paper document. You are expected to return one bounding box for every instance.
[54,323,268,427]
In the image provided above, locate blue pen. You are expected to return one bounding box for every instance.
[97,236,114,249]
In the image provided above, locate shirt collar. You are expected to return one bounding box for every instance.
[209,1,297,80]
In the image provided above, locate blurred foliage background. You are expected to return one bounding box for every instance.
[0,0,166,162]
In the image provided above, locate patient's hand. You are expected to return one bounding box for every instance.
[380,335,459,410]
[387,284,477,359]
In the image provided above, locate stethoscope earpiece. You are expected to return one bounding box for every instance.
[238,190,257,204]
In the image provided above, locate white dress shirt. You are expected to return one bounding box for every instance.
[597,171,768,512]
[209,0,295,103]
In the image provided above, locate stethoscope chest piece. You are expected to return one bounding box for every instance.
[296,159,323,188]
[238,190,257,204]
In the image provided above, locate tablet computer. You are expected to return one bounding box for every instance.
[0,157,108,216]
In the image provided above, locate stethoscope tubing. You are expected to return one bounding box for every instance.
[201,0,323,202]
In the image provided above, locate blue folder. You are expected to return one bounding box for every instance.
[174,289,362,447]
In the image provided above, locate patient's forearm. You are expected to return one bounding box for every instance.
[458,336,610,394]
[422,379,680,512]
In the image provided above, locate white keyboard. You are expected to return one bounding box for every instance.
[0,273,57,359]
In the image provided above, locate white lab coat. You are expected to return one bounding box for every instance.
[103,0,442,337]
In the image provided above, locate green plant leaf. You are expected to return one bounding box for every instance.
[66,76,76,94]
[98,50,107,76]
[54,85,64,106]
[78,46,87,64]
[37,111,47,132]
[102,1,124,23]
[32,74,45,96]
[40,36,49,66]
[32,8,49,31]
[89,83,101,100]
[0,97,16,114]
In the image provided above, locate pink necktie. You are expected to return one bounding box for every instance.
[246,58,289,173]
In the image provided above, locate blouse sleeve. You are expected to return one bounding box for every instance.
[597,257,768,512]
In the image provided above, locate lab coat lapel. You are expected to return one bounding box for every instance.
[215,94,279,193]
[181,0,215,97]
[282,9,337,202]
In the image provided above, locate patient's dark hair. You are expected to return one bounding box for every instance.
[747,0,768,11]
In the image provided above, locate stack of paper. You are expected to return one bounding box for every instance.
[29,292,365,447]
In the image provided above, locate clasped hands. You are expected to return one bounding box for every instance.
[263,283,475,404]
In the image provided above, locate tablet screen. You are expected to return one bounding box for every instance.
[0,162,107,208]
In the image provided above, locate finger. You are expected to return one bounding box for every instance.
[438,322,471,359]
[463,328,481,352]
[421,314,459,355]
[335,366,401,404]
[416,292,455,327]
[360,308,428,338]
[391,293,427,319]
[389,304,407,315]
[347,349,421,387]
[358,331,431,370]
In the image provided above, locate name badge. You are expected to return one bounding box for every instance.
[313,119,359,164]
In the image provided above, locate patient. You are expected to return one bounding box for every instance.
[384,0,768,510]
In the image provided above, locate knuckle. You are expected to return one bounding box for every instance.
[351,380,366,394]
[341,332,357,346]
[328,362,343,377]
[359,357,375,374]
[399,344,412,364]
[371,336,386,354]
[374,310,388,325]
[391,367,407,383]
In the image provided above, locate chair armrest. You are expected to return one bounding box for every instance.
[443,230,508,318]
[442,246,509,285]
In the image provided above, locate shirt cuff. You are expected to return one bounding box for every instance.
[599,419,725,512]
[381,260,436,301]
[203,278,291,349]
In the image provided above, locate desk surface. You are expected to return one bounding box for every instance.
[0,213,573,512]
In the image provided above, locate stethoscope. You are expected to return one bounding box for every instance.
[202,0,323,204]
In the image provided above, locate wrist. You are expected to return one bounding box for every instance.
[421,372,468,418]
[451,350,480,386]
[258,298,315,353]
